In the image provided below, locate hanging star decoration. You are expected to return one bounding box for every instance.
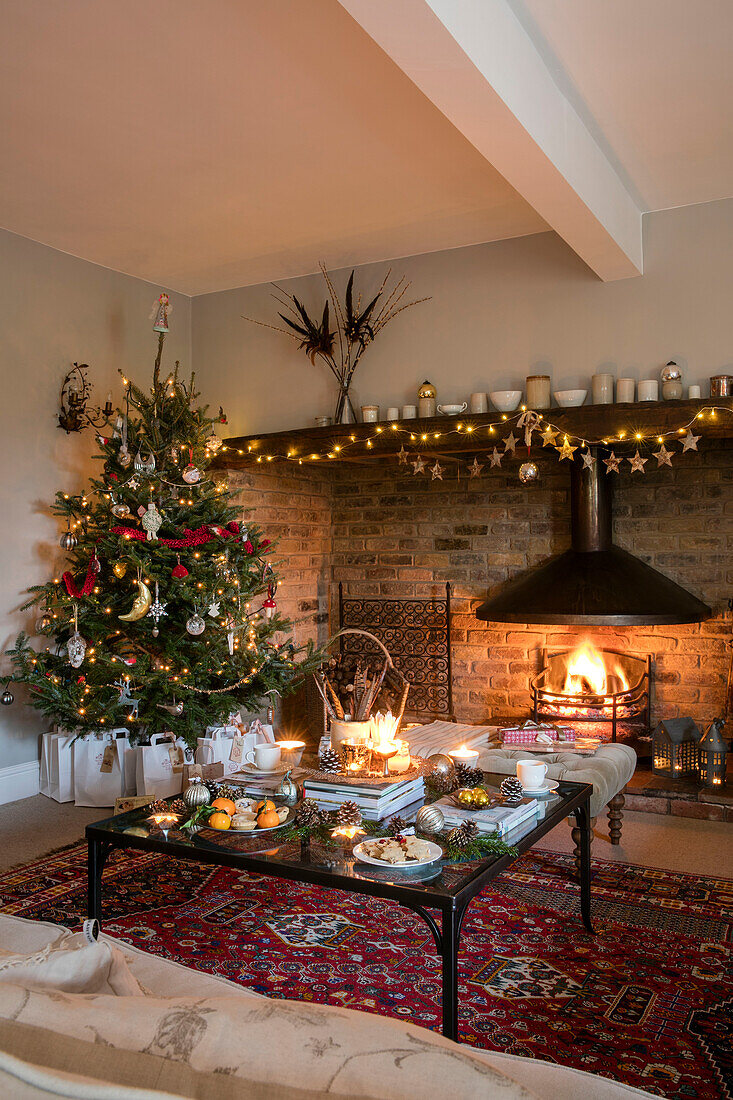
[489,447,503,468]
[628,450,648,473]
[469,456,484,478]
[541,426,558,447]
[681,430,700,452]
[503,432,517,454]
[149,582,168,624]
[604,451,621,474]
[430,459,444,480]
[557,437,577,461]
[397,445,409,465]
[653,443,673,467]
[411,455,426,475]
[581,449,596,468]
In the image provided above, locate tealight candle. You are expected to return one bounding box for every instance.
[388,739,412,774]
[276,739,306,766]
[448,745,480,768]
[331,824,365,848]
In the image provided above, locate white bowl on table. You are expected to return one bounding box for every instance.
[489,390,522,412]
[553,389,587,408]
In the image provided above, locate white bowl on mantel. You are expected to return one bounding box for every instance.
[553,389,587,407]
[489,390,522,412]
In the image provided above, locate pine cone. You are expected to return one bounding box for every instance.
[336,800,361,827]
[318,748,341,774]
[447,820,479,850]
[455,763,484,789]
[146,799,169,815]
[427,770,459,795]
[387,815,407,837]
[294,798,321,828]
[215,783,239,803]
[169,798,187,815]
[204,779,220,797]
[499,776,524,804]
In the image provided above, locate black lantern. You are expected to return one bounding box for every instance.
[652,718,701,778]
[697,719,727,788]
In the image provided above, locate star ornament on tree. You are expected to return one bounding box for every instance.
[468,456,484,478]
[653,443,674,467]
[557,437,577,461]
[430,459,444,480]
[411,455,426,474]
[603,451,621,474]
[628,450,648,473]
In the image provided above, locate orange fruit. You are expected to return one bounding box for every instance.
[208,811,232,830]
[256,809,280,829]
[211,797,237,816]
[254,799,275,814]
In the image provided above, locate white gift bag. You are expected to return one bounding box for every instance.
[196,726,240,776]
[120,740,139,797]
[40,732,76,803]
[73,730,131,808]
[135,733,186,799]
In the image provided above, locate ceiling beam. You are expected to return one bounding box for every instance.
[337,0,643,281]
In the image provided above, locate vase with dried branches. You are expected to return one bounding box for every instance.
[244,263,430,424]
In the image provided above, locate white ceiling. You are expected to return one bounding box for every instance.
[0,0,544,295]
[516,0,733,212]
[1,0,732,295]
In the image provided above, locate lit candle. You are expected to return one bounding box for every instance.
[388,738,412,774]
[331,824,365,848]
[448,745,480,769]
[276,739,305,766]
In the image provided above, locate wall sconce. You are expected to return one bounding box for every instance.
[58,363,113,434]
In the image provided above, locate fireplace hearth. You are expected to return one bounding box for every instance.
[531,643,651,745]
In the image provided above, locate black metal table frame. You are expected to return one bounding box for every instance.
[87,783,593,1043]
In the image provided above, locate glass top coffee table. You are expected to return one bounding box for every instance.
[86,772,593,1042]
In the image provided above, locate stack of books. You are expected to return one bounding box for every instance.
[434,794,538,837]
[303,775,425,821]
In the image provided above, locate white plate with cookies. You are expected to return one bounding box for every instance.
[352,836,444,870]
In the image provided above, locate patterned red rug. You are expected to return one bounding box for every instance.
[1,844,730,1099]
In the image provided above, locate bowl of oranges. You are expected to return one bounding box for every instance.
[204,796,292,833]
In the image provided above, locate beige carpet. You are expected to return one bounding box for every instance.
[0,795,730,877]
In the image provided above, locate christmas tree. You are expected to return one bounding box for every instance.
[9,302,314,748]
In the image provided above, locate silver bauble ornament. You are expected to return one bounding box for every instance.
[415,804,445,835]
[1,688,14,706]
[425,753,455,781]
[59,530,77,551]
[183,778,211,810]
[278,769,299,806]
[182,464,201,484]
[66,631,87,669]
[661,361,682,383]
[518,461,539,484]
[186,613,205,636]
[36,613,53,633]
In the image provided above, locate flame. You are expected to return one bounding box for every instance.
[561,643,629,697]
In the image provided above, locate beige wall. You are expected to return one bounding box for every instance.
[193,197,733,437]
[0,229,191,767]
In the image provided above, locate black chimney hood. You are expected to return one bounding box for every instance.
[476,448,711,626]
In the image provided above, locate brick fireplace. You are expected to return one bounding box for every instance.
[226,439,732,815]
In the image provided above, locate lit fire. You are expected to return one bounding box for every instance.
[561,643,629,697]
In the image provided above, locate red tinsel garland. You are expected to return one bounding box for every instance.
[62,552,100,598]
[110,521,241,549]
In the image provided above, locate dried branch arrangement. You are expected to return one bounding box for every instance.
[243,263,430,423]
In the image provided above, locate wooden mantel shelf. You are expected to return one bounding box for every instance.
[215,397,733,468]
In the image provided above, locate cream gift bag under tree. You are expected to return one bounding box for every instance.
[8,308,318,759]
[73,729,132,807]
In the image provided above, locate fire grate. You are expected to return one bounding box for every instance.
[530,647,651,743]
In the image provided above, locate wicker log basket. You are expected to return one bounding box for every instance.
[314,628,411,739]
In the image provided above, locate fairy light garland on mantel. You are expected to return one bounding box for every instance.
[218,403,733,479]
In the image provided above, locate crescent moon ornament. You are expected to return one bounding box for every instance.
[119,579,152,622]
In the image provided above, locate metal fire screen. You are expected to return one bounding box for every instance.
[337,582,455,720]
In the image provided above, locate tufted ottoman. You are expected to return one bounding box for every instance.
[478,744,637,867]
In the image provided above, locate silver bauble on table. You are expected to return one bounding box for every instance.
[415,804,445,835]
[425,753,455,781]
[518,461,539,484]
[183,777,211,810]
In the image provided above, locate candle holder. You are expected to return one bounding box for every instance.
[330,824,365,849]
[374,743,398,777]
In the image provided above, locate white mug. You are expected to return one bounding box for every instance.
[517,759,548,790]
[245,743,281,771]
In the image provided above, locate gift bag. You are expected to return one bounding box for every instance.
[40,732,76,803]
[120,740,139,797]
[196,726,240,776]
[136,733,186,799]
[73,730,131,808]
